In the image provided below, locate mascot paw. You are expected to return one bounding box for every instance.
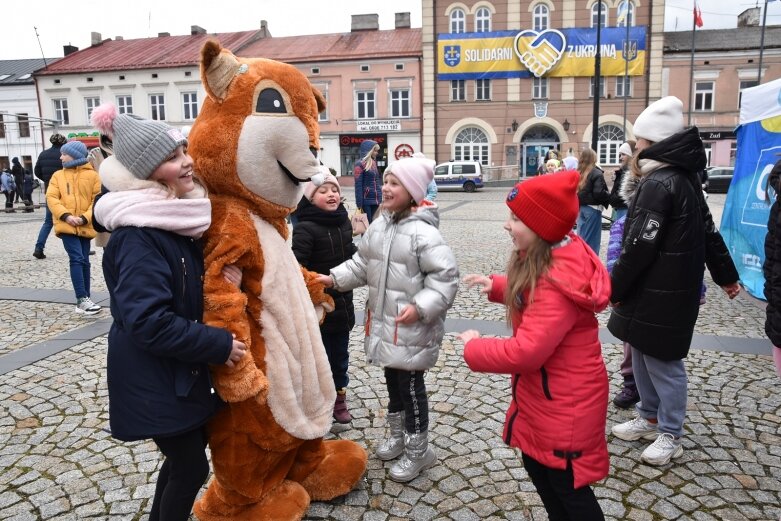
[194,479,310,521]
[300,440,368,501]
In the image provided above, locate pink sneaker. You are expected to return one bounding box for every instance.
[333,389,352,424]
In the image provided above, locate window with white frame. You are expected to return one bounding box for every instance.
[591,2,608,28]
[18,113,30,138]
[694,81,714,111]
[533,77,548,99]
[53,99,69,125]
[475,7,491,32]
[450,9,465,33]
[598,124,624,165]
[533,4,550,31]
[390,89,410,118]
[451,80,466,101]
[182,92,198,120]
[616,0,635,27]
[475,79,491,101]
[150,94,166,120]
[590,77,606,98]
[739,80,759,108]
[315,86,329,122]
[454,127,489,165]
[116,95,133,114]
[616,76,632,97]
[85,97,101,120]
[356,90,375,119]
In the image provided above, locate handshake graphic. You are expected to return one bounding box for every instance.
[514,30,566,77]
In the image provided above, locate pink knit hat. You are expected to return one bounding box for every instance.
[303,172,341,201]
[384,155,435,204]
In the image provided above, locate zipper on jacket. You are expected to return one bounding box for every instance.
[540,366,553,400]
[327,230,335,254]
[504,374,521,445]
[181,257,187,299]
[66,182,70,195]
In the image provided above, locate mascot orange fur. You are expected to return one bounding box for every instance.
[188,40,367,520]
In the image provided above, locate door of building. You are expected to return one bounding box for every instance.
[522,143,558,177]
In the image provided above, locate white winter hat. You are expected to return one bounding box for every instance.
[633,96,684,144]
[618,142,634,157]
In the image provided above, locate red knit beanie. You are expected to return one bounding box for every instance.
[505,170,579,243]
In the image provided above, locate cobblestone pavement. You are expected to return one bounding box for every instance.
[0,189,779,520]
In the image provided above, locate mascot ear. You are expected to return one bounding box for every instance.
[312,86,326,115]
[201,39,241,103]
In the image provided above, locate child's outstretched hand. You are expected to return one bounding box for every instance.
[225,335,247,368]
[316,274,334,288]
[458,330,481,344]
[396,304,419,324]
[463,274,492,295]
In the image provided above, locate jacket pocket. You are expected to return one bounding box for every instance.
[174,365,199,398]
[540,366,553,400]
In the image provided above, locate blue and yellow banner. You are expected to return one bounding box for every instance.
[438,27,646,80]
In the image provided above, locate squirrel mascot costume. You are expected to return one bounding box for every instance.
[188,40,367,520]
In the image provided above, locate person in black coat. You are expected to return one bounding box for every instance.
[576,147,610,254]
[292,173,357,423]
[609,140,635,222]
[32,134,68,259]
[91,103,247,521]
[763,160,781,377]
[11,157,24,203]
[609,96,740,467]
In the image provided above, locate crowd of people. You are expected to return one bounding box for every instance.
[9,93,780,521]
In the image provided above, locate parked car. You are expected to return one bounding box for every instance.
[704,166,734,194]
[434,161,484,192]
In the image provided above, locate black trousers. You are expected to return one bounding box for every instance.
[150,427,209,521]
[385,367,428,434]
[521,453,604,521]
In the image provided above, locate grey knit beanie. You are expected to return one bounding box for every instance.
[90,103,187,180]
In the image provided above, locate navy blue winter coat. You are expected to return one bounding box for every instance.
[103,226,232,441]
[354,140,382,208]
[34,145,63,187]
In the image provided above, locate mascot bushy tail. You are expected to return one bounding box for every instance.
[189,40,367,521]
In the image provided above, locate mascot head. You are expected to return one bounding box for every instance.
[189,40,325,211]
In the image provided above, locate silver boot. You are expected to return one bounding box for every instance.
[375,411,405,461]
[388,431,437,482]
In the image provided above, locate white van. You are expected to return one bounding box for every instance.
[433,161,484,192]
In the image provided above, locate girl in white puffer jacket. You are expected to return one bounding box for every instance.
[319,155,459,483]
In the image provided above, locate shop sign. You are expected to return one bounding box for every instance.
[394,144,414,159]
[356,120,401,132]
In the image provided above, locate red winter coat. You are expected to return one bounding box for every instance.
[463,234,611,488]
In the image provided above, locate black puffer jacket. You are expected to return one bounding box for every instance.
[608,127,739,360]
[292,198,357,334]
[34,145,63,188]
[609,167,628,211]
[577,167,609,207]
[764,161,781,346]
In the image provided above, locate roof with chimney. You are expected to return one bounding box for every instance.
[0,59,60,84]
[664,26,781,54]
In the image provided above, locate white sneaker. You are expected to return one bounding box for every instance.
[641,433,683,466]
[611,416,658,441]
[76,297,101,315]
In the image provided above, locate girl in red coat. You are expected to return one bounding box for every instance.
[459,170,610,520]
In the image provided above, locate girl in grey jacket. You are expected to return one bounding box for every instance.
[320,155,458,483]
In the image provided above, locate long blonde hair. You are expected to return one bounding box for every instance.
[577,148,598,192]
[362,143,379,171]
[504,236,553,324]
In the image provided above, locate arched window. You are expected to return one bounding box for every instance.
[616,0,635,27]
[475,7,491,32]
[597,124,625,165]
[454,127,490,165]
[533,4,550,31]
[591,2,608,28]
[450,9,466,34]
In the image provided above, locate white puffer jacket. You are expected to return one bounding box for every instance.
[330,203,459,370]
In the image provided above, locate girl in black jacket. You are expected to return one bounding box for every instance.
[576,148,609,254]
[764,160,781,377]
[92,103,246,521]
[292,173,357,423]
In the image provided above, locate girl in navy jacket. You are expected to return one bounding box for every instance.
[92,104,246,521]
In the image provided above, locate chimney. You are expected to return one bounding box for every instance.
[258,20,271,38]
[395,12,411,29]
[351,14,379,32]
[191,25,207,35]
[91,32,102,45]
[738,7,760,27]
[63,44,78,56]
[158,32,171,37]
[115,36,123,41]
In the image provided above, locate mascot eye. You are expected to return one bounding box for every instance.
[256,88,287,114]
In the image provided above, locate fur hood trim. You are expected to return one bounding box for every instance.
[619,170,642,206]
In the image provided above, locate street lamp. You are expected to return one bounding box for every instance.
[563,119,570,132]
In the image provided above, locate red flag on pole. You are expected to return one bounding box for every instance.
[694,2,704,28]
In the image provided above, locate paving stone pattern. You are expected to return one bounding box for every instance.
[0,190,778,520]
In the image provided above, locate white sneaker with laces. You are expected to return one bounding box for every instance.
[611,416,658,441]
[76,297,101,315]
[641,433,683,466]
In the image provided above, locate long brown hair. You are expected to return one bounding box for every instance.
[577,148,598,192]
[503,236,553,324]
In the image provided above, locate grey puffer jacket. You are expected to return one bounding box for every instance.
[330,204,459,370]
